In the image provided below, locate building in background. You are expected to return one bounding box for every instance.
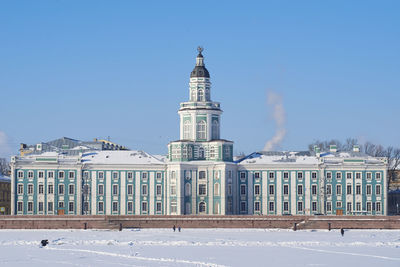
[0,175,11,214]
[10,48,388,216]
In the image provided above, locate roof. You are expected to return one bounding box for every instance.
[0,175,11,183]
[237,151,318,165]
[81,150,165,165]
[190,65,210,78]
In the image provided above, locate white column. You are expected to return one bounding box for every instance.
[135,171,140,214]
[192,169,197,214]
[221,168,226,215]
[10,163,15,215]
[206,113,212,141]
[248,172,253,215]
[149,172,155,215]
[208,168,213,214]
[121,172,126,215]
[305,171,310,215]
[91,171,97,215]
[106,171,111,215]
[262,171,267,215]
[76,167,82,215]
[276,171,282,215]
[291,171,296,214]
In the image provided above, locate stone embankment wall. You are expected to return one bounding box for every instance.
[0,215,399,230]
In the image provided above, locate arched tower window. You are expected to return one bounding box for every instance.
[212,120,219,140]
[196,120,206,140]
[183,120,191,140]
[198,147,205,159]
[197,90,204,101]
[185,183,191,196]
[199,202,206,213]
[214,183,220,196]
[191,90,196,101]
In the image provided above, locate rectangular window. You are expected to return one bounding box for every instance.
[336,201,342,208]
[98,184,104,195]
[69,202,74,212]
[156,172,162,181]
[269,172,275,179]
[376,185,381,195]
[240,172,246,179]
[228,184,232,196]
[356,202,361,211]
[128,185,133,195]
[113,184,118,195]
[326,172,332,179]
[127,172,133,180]
[17,202,23,212]
[112,202,118,212]
[367,202,372,212]
[170,202,177,213]
[254,184,260,195]
[127,201,133,212]
[98,172,104,180]
[142,184,148,195]
[142,202,148,212]
[283,184,289,195]
[269,185,274,195]
[199,184,207,195]
[98,202,104,212]
[336,172,342,179]
[254,172,260,179]
[297,172,303,180]
[326,184,332,195]
[269,202,275,212]
[69,172,75,179]
[17,171,24,179]
[346,172,352,179]
[346,185,352,195]
[326,202,332,212]
[48,184,54,194]
[366,185,372,195]
[17,184,23,195]
[283,201,289,212]
[356,172,361,179]
[297,202,303,212]
[113,172,119,180]
[366,172,372,180]
[48,171,54,178]
[240,201,246,212]
[283,172,289,180]
[142,172,148,180]
[38,202,44,212]
[48,202,53,212]
[311,172,317,179]
[58,184,64,195]
[170,185,176,195]
[254,201,260,212]
[297,185,303,195]
[156,202,162,212]
[38,184,44,194]
[83,171,89,179]
[38,171,44,178]
[312,201,317,212]
[240,185,246,195]
[28,171,34,179]
[312,185,317,195]
[69,184,75,195]
[376,172,381,180]
[58,171,64,179]
[356,185,361,195]
[59,201,64,208]
[28,202,33,212]
[336,185,342,195]
[28,184,34,195]
[347,202,352,212]
[156,184,162,196]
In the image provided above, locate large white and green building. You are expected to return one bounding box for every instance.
[10,48,387,216]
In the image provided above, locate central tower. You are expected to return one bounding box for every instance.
[168,47,233,162]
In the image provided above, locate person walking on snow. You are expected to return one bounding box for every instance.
[173,225,176,232]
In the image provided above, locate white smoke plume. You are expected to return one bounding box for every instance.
[263,91,286,151]
[0,131,11,158]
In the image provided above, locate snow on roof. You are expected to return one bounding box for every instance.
[81,150,165,165]
[0,175,11,182]
[238,151,319,165]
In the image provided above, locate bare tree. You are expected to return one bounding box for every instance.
[0,158,10,176]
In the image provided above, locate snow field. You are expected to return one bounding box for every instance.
[0,228,400,266]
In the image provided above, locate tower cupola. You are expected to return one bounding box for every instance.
[190,46,210,78]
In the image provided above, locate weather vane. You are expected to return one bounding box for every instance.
[197,46,204,54]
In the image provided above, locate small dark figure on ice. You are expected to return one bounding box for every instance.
[41,239,49,247]
[178,226,181,232]
[173,225,176,232]
[340,228,344,236]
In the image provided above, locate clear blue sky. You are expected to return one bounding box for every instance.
[0,1,399,159]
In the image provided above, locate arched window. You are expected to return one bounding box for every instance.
[199,202,206,213]
[197,120,206,140]
[185,183,191,196]
[214,183,220,196]
[197,90,204,101]
[214,202,220,214]
[183,120,191,140]
[212,120,219,140]
[199,147,205,159]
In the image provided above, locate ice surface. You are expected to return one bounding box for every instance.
[1,229,400,267]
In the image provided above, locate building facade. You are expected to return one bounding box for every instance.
[0,175,11,214]
[10,48,387,216]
